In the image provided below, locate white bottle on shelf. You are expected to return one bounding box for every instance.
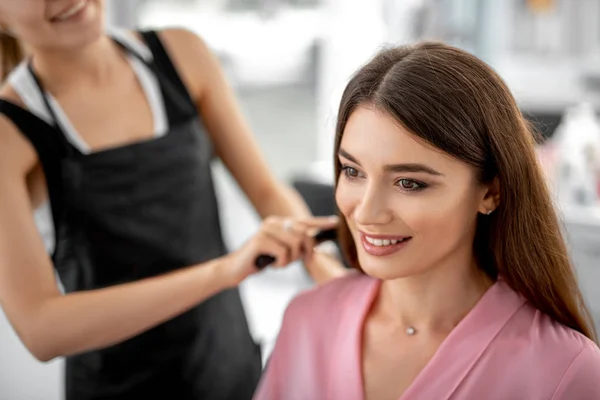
[552,102,600,208]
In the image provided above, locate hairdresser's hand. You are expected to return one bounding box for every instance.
[222,215,339,286]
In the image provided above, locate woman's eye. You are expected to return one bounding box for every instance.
[397,179,425,191]
[342,166,360,179]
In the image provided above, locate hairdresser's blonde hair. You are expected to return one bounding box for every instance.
[0,32,24,81]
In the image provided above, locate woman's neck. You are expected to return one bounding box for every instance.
[30,34,126,95]
[374,257,494,336]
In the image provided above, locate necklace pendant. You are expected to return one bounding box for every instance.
[406,327,416,336]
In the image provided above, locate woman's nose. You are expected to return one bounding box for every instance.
[354,184,393,227]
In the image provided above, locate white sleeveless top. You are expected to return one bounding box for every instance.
[7,29,169,254]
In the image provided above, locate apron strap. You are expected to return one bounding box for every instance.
[0,99,69,262]
[26,62,82,158]
[113,30,196,123]
[139,30,195,106]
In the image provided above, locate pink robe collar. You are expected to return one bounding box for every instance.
[331,276,527,400]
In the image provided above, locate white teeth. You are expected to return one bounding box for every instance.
[365,236,405,247]
[56,0,86,21]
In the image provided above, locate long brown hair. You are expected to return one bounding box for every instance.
[0,32,24,81]
[334,42,597,343]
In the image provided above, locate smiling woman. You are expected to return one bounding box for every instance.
[335,105,493,282]
[254,42,600,400]
[1,0,103,55]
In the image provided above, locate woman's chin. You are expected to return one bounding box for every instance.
[359,258,414,281]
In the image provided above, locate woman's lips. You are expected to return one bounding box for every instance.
[360,232,412,256]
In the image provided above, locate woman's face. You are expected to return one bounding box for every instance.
[336,106,495,280]
[0,0,105,53]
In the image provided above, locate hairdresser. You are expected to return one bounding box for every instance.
[0,1,347,399]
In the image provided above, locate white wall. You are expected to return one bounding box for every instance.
[105,0,139,29]
[0,313,63,400]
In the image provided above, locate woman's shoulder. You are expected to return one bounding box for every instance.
[548,335,600,398]
[518,301,598,357]
[535,310,600,374]
[271,272,376,353]
[502,295,600,394]
[285,271,377,323]
[498,281,598,359]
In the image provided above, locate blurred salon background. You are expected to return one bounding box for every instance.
[1,0,599,398]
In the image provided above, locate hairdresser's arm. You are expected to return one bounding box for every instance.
[0,117,301,362]
[157,29,348,283]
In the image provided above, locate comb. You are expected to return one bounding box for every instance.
[254,228,338,269]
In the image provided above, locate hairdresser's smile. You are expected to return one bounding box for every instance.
[50,0,92,24]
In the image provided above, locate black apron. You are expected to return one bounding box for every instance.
[0,31,262,400]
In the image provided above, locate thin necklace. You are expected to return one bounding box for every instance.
[406,327,417,336]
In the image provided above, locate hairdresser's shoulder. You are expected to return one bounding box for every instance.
[285,271,375,326]
[143,28,216,99]
[0,86,38,174]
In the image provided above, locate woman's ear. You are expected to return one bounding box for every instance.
[478,177,500,215]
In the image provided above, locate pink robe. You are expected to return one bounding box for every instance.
[254,273,600,399]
